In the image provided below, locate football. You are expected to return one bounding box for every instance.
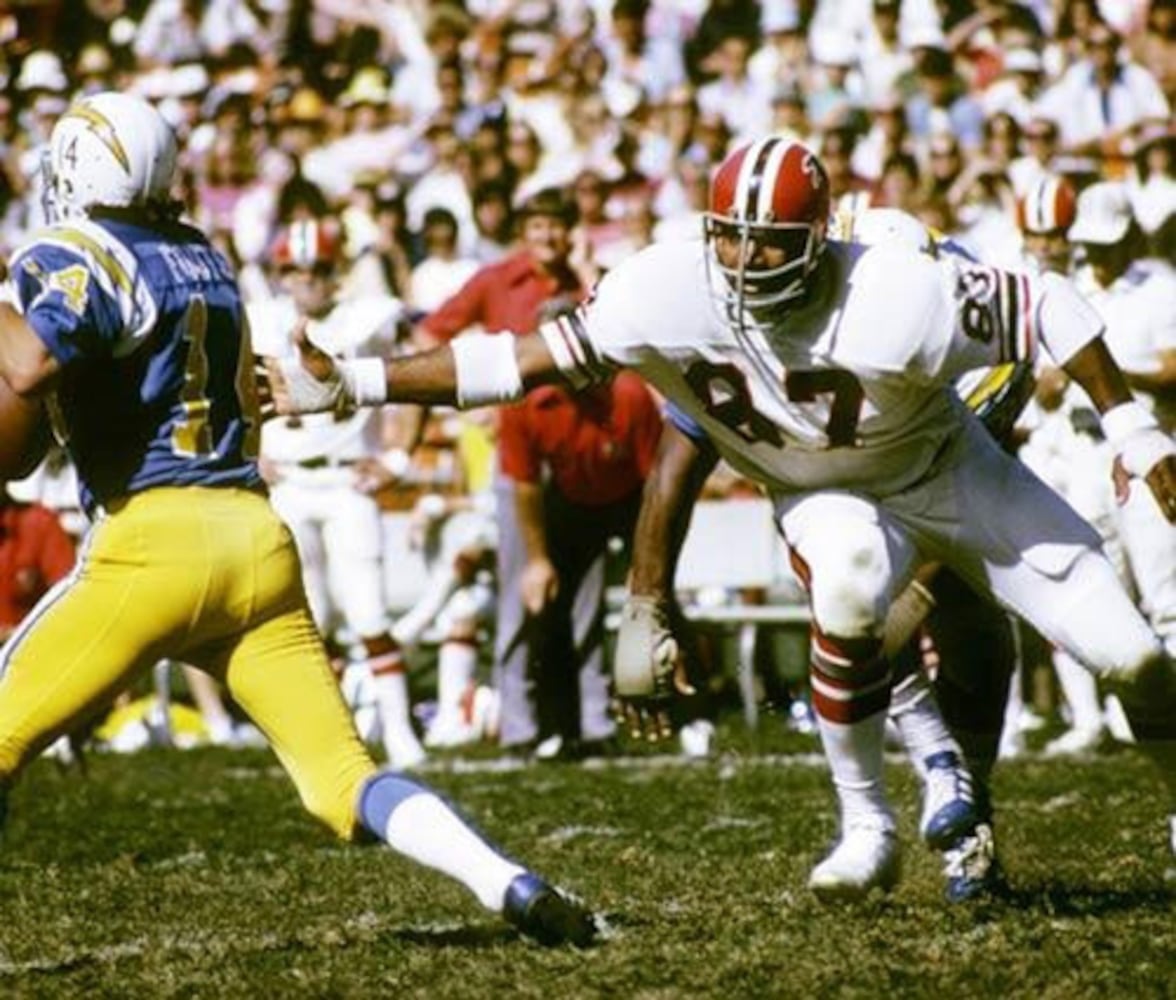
[0,375,51,482]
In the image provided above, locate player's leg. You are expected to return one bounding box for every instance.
[887,639,978,850]
[201,605,594,944]
[778,491,916,898]
[1117,483,1176,657]
[491,476,539,749]
[269,481,332,633]
[921,570,1016,900]
[0,496,222,798]
[425,584,493,748]
[323,487,423,769]
[932,423,1176,854]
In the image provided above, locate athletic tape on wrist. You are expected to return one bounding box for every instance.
[1100,400,1159,446]
[451,332,524,407]
[341,358,389,406]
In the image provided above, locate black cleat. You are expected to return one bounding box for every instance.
[503,873,598,947]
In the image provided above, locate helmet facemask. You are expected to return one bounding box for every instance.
[704,137,831,318]
[704,212,825,313]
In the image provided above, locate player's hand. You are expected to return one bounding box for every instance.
[613,596,695,743]
[1113,446,1176,523]
[261,320,348,416]
[521,558,558,615]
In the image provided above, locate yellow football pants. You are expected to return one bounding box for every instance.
[0,487,377,839]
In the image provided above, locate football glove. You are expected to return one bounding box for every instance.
[613,597,693,742]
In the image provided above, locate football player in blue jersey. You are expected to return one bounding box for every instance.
[0,92,596,948]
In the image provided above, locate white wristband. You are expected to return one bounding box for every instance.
[339,358,388,406]
[379,447,411,477]
[1100,400,1157,445]
[1101,400,1174,477]
[451,332,524,408]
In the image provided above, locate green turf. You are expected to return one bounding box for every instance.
[0,730,1172,999]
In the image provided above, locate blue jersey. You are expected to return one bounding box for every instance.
[10,216,263,515]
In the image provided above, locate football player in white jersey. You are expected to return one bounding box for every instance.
[1070,183,1176,657]
[264,137,1176,902]
[1015,175,1126,757]
[249,219,426,770]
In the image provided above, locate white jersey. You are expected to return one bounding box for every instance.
[542,236,1103,497]
[251,295,403,466]
[1073,259,1176,427]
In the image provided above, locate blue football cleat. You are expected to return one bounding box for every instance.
[920,751,980,850]
[503,873,598,947]
[943,823,1008,903]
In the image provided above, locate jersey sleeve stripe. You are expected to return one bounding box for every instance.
[38,227,135,296]
[1018,273,1035,360]
[540,310,610,389]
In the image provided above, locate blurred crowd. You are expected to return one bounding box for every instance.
[0,0,1173,760]
[0,0,1171,278]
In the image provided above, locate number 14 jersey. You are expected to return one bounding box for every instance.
[10,216,263,516]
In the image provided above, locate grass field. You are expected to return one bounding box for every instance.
[1,725,1172,999]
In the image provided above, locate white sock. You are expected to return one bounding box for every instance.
[369,655,423,760]
[889,669,963,780]
[1053,649,1104,733]
[383,793,525,911]
[817,710,894,830]
[436,641,477,719]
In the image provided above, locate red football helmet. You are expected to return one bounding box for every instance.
[705,137,831,309]
[1015,175,1077,235]
[270,218,342,272]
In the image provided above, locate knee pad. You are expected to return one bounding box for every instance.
[809,529,893,639]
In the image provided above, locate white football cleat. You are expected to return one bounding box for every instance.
[1042,725,1105,757]
[679,719,716,758]
[808,822,901,900]
[384,732,427,771]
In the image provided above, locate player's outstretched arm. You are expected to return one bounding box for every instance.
[616,418,716,742]
[261,323,567,416]
[1063,336,1176,522]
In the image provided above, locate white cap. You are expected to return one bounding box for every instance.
[762,1,801,34]
[16,50,67,93]
[1004,48,1042,75]
[903,24,948,50]
[1068,182,1134,244]
[812,32,857,67]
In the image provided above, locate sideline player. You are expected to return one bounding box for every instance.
[250,218,426,770]
[265,136,1176,903]
[0,92,596,947]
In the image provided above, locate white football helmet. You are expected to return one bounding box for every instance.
[45,92,177,221]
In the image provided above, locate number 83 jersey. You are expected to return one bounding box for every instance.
[9,216,263,516]
[542,235,1103,497]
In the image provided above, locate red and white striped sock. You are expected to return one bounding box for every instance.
[810,630,894,830]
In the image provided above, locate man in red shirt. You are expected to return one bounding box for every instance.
[0,485,76,643]
[416,188,601,751]
[498,373,663,757]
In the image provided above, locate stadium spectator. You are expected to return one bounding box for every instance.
[1036,19,1169,166]
[416,187,596,752]
[0,483,75,644]
[410,206,481,314]
[498,372,663,759]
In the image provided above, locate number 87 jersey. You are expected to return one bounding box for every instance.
[9,215,263,516]
[540,227,1103,498]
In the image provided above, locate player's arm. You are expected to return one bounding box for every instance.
[615,410,716,741]
[1061,336,1176,521]
[261,322,578,416]
[0,304,63,398]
